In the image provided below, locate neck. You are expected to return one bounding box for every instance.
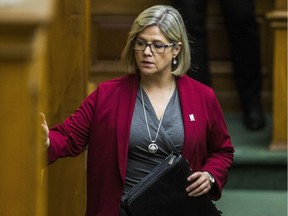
[140,75,175,121]
[140,75,175,91]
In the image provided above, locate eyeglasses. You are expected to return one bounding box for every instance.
[132,40,175,53]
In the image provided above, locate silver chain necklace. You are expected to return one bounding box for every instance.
[140,80,175,154]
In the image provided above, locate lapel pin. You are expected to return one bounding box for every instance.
[189,114,195,122]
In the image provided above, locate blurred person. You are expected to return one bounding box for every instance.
[42,5,234,216]
[172,0,266,130]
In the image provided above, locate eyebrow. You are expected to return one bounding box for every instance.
[136,36,166,44]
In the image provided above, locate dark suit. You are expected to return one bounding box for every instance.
[173,0,265,129]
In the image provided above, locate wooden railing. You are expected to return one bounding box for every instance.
[266,0,287,150]
[45,0,90,216]
[0,0,54,215]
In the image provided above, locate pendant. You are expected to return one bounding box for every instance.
[148,143,158,154]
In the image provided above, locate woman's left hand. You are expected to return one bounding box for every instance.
[186,171,212,197]
[40,113,50,149]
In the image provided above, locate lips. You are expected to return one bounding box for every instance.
[141,60,153,66]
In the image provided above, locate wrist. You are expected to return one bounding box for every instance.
[203,171,215,186]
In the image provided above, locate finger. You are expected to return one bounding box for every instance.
[190,186,210,197]
[186,173,211,196]
[187,171,202,182]
[40,113,47,124]
[186,172,205,191]
[40,113,49,131]
[187,181,211,197]
[186,179,204,194]
[40,112,45,120]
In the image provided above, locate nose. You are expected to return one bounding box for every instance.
[143,44,153,55]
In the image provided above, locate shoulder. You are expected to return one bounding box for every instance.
[177,75,215,97]
[82,74,138,110]
[89,74,138,97]
[177,75,222,116]
[98,74,137,89]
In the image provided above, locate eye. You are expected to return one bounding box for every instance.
[135,40,146,46]
[152,43,165,49]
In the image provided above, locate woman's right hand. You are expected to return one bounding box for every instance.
[40,113,50,149]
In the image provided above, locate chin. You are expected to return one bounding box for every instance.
[141,71,159,77]
[140,68,156,75]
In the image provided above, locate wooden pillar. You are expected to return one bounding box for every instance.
[0,0,54,215]
[45,0,90,215]
[266,0,287,150]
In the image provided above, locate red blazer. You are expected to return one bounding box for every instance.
[48,74,234,216]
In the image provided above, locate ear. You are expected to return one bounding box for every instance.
[173,42,182,58]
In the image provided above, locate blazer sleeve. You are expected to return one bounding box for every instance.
[47,90,98,164]
[201,90,234,200]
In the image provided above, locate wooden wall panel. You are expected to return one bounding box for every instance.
[47,0,88,122]
[45,0,90,215]
[91,16,133,61]
[0,0,53,215]
[91,0,171,14]
[90,0,274,63]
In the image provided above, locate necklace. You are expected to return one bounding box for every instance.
[140,79,175,154]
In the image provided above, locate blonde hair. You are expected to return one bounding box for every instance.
[121,5,191,76]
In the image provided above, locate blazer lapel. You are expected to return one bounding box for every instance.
[177,75,198,159]
[116,75,139,183]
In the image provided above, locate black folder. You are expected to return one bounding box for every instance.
[121,153,221,216]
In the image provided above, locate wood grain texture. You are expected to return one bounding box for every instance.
[0,0,51,215]
[45,0,90,215]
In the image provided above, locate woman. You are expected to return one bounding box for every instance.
[43,5,234,216]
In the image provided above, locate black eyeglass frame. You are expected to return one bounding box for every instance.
[132,40,176,53]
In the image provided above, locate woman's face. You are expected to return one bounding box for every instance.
[134,25,180,77]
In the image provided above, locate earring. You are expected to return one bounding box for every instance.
[173,58,177,65]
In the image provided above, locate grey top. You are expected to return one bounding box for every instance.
[124,87,184,193]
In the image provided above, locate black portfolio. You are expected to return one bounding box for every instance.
[121,153,221,216]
